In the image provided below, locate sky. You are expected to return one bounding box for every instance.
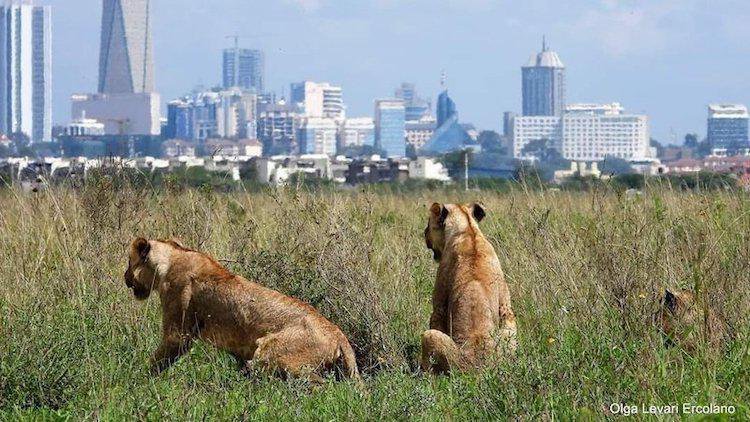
[45,0,750,144]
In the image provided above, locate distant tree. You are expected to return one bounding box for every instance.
[697,138,712,157]
[684,133,699,149]
[0,144,8,158]
[520,138,558,162]
[477,130,505,154]
[600,155,633,175]
[512,162,546,187]
[439,149,472,179]
[650,138,664,158]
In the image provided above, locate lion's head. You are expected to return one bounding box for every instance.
[124,237,157,300]
[424,203,486,262]
[659,288,728,352]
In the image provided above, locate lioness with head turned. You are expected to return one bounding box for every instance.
[659,289,728,353]
[124,238,359,381]
[421,203,517,374]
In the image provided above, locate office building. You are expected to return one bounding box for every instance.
[71,93,161,135]
[522,39,565,116]
[0,1,52,143]
[223,47,264,93]
[395,83,430,122]
[512,103,651,161]
[421,90,473,154]
[257,98,299,154]
[707,104,749,150]
[290,81,345,119]
[405,117,437,151]
[436,89,457,127]
[99,0,154,94]
[164,88,257,142]
[298,117,338,155]
[374,99,406,158]
[65,113,105,136]
[74,0,160,136]
[339,117,375,148]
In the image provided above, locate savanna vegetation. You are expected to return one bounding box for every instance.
[1,178,749,419]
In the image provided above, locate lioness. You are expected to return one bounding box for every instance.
[421,203,517,374]
[659,289,728,353]
[124,238,359,381]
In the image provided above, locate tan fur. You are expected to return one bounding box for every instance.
[660,289,728,353]
[421,203,517,374]
[124,238,359,381]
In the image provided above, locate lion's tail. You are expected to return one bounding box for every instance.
[337,338,360,380]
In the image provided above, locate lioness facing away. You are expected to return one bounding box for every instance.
[659,289,728,353]
[124,238,359,381]
[421,203,517,374]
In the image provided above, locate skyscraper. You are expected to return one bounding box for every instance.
[72,0,160,136]
[223,48,264,93]
[0,1,51,143]
[436,90,457,127]
[98,0,154,94]
[707,104,749,150]
[375,99,405,158]
[290,81,345,120]
[522,38,565,117]
[395,83,430,122]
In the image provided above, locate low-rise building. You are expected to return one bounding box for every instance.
[408,157,451,182]
[162,139,196,158]
[256,154,332,185]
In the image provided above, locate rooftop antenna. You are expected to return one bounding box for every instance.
[542,35,548,52]
[440,70,447,90]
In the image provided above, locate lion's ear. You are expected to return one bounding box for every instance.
[431,203,449,226]
[664,289,678,312]
[430,203,442,217]
[471,203,486,222]
[134,237,151,260]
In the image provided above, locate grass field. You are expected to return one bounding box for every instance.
[1,181,749,420]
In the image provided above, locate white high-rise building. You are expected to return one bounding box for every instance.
[298,117,338,155]
[291,81,345,120]
[512,103,650,161]
[339,117,374,148]
[0,1,52,143]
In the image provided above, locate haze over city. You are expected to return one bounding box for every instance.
[47,0,750,143]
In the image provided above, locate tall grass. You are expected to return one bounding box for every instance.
[0,181,749,419]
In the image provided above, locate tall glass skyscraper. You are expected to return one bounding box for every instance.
[375,99,406,158]
[223,48,265,93]
[0,1,52,143]
[522,39,565,117]
[436,90,457,127]
[99,0,154,94]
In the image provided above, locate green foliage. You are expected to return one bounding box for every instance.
[600,155,634,175]
[477,130,506,154]
[684,133,699,149]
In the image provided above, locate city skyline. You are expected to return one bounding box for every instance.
[43,0,750,143]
